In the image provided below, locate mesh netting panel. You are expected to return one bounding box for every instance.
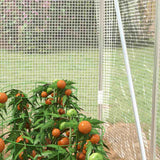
[0,0,159,159]
[103,0,157,159]
[156,21,160,160]
[0,0,100,118]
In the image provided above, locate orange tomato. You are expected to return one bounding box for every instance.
[82,149,86,155]
[45,98,54,105]
[78,121,92,134]
[16,135,24,143]
[57,80,66,89]
[41,91,48,98]
[25,139,29,143]
[0,92,8,103]
[17,104,21,111]
[76,152,86,160]
[65,89,72,96]
[83,140,90,150]
[58,137,69,147]
[25,119,31,129]
[0,138,5,153]
[52,128,61,138]
[66,129,74,137]
[16,93,24,97]
[19,152,23,160]
[77,141,82,150]
[90,134,100,144]
[45,138,51,145]
[32,150,36,158]
[58,108,65,115]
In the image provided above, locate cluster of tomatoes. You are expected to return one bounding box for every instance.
[0,92,8,155]
[0,80,108,160]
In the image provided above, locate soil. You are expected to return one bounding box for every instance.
[103,122,151,160]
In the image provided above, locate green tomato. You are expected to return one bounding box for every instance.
[89,153,103,160]
[47,87,53,93]
[59,122,68,130]
[67,109,77,117]
[0,103,6,108]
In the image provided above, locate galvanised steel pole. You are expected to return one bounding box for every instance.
[150,0,160,159]
[98,0,105,122]
[114,0,147,159]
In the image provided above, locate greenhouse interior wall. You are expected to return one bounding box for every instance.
[0,0,159,160]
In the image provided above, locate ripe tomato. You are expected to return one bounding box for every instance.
[78,121,92,134]
[16,135,24,143]
[24,103,29,110]
[45,98,54,105]
[67,109,77,117]
[66,129,74,137]
[0,92,8,104]
[90,134,100,144]
[58,108,65,115]
[52,128,61,138]
[17,104,21,111]
[58,137,69,147]
[76,152,86,160]
[19,152,23,160]
[82,149,86,155]
[89,153,103,160]
[57,80,66,89]
[83,140,90,150]
[77,141,82,150]
[45,138,51,145]
[16,93,24,97]
[41,91,48,98]
[65,89,72,96]
[57,97,63,104]
[25,139,29,143]
[32,150,36,158]
[66,130,70,137]
[25,119,31,129]
[0,138,5,153]
[51,92,57,97]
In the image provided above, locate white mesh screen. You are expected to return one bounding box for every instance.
[0,0,159,159]
[103,0,157,159]
[0,0,100,118]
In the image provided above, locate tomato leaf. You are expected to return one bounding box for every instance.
[86,142,93,160]
[14,146,26,160]
[42,120,54,130]
[22,135,33,143]
[46,144,67,154]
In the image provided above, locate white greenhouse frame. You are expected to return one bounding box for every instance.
[98,0,160,160]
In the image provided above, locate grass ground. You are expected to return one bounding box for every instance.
[0,47,160,151]
[0,49,99,118]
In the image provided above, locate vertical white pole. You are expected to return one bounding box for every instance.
[98,0,105,122]
[150,0,160,159]
[114,0,147,160]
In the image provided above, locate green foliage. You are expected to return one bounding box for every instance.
[0,80,109,160]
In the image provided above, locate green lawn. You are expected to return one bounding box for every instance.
[0,47,160,146]
[0,49,99,118]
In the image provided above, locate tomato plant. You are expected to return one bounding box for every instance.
[89,153,104,160]
[0,80,109,160]
[67,109,77,117]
